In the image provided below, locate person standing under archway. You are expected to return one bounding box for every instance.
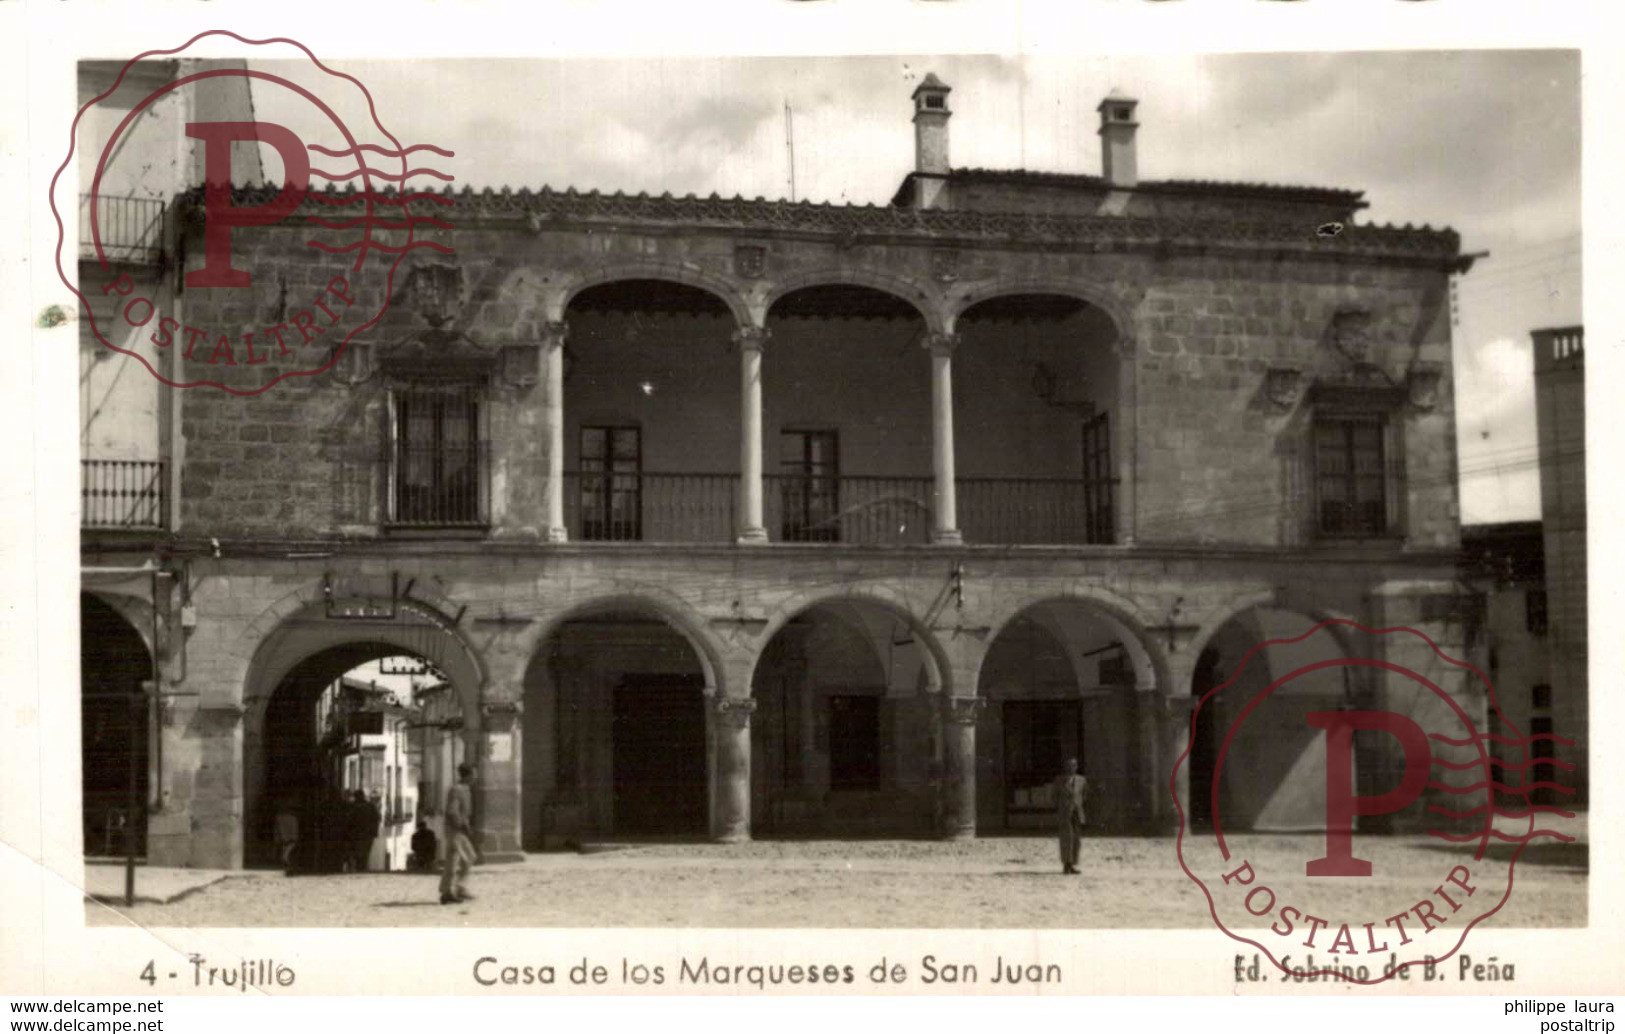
[1055,757,1089,875]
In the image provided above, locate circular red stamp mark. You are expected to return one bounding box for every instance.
[51,30,455,395]
[1174,618,1576,986]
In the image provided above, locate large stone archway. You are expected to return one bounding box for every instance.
[241,595,488,868]
[522,598,724,849]
[80,592,154,858]
[976,596,1164,834]
[1182,605,1355,834]
[748,597,943,838]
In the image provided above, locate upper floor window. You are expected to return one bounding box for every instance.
[579,425,642,541]
[1532,683,1553,711]
[388,385,487,528]
[781,429,840,542]
[1313,413,1396,538]
[1081,413,1115,545]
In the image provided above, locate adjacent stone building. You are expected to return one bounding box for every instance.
[81,72,1484,869]
[1531,325,1588,804]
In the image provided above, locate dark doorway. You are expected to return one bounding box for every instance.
[80,595,151,858]
[828,694,881,791]
[1001,700,1082,826]
[1188,647,1221,829]
[611,674,707,835]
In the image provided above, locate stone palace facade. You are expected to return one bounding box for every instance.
[79,72,1482,869]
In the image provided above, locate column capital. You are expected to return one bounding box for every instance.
[732,325,771,352]
[708,692,758,728]
[481,699,524,718]
[923,331,960,357]
[1157,693,1199,721]
[541,320,570,349]
[942,695,984,725]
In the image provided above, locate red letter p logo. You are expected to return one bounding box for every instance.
[186,122,310,288]
[1305,710,1432,877]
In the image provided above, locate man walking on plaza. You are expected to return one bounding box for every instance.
[439,763,477,904]
[1055,757,1088,875]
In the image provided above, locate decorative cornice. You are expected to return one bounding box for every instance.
[182,185,1469,269]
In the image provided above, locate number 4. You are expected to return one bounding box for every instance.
[140,961,156,985]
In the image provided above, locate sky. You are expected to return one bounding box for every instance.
[247,50,1583,524]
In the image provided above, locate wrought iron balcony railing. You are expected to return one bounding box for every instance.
[560,472,1114,545]
[79,194,166,265]
[81,459,166,530]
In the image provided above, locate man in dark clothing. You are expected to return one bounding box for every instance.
[350,790,380,873]
[411,819,438,872]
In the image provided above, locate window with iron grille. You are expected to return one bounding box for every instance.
[1526,588,1549,636]
[1313,413,1395,537]
[579,425,642,541]
[1081,412,1114,544]
[781,429,840,542]
[389,385,487,527]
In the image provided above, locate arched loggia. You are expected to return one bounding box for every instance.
[763,283,935,544]
[952,292,1124,545]
[558,278,742,543]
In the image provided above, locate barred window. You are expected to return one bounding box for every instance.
[388,385,487,527]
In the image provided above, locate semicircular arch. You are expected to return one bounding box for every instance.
[560,262,752,328]
[526,590,725,693]
[765,269,942,333]
[82,589,158,662]
[751,583,948,695]
[243,597,487,730]
[947,278,1135,347]
[981,587,1166,693]
[1186,593,1366,693]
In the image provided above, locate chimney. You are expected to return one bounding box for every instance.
[1097,90,1139,189]
[911,73,951,208]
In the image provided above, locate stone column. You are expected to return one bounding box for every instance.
[940,695,982,840]
[924,332,962,544]
[541,320,569,543]
[708,693,756,842]
[1157,694,1197,835]
[476,701,525,862]
[734,326,770,543]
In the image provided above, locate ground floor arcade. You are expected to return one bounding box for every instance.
[79,546,1491,870]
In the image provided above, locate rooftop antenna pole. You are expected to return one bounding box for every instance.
[785,100,797,202]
